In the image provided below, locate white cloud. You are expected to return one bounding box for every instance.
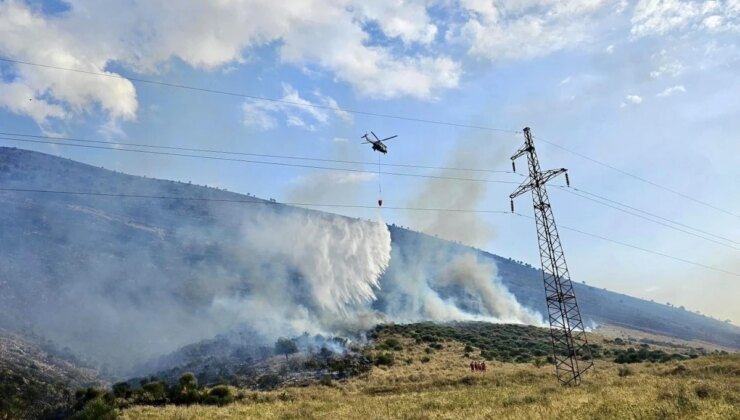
[649,50,684,78]
[622,94,644,106]
[0,1,138,125]
[452,0,615,61]
[355,1,438,44]
[650,61,684,78]
[0,0,461,128]
[631,0,740,37]
[631,0,704,36]
[0,81,66,124]
[657,84,687,96]
[242,84,350,131]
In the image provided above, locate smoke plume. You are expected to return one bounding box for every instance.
[0,148,541,376]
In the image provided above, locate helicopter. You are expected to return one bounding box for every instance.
[361,131,398,154]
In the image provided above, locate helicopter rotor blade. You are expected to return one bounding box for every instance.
[380,135,398,142]
[371,131,380,141]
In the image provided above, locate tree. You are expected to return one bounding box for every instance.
[274,338,298,361]
[179,372,198,392]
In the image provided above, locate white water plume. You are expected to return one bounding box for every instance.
[239,210,391,314]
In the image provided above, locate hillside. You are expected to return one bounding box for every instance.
[120,324,740,419]
[0,328,103,419]
[0,146,737,379]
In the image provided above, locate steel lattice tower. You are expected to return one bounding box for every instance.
[510,127,593,386]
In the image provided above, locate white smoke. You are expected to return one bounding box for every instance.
[375,235,544,326]
[435,254,543,325]
[210,208,542,344]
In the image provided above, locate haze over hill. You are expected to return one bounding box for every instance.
[0,147,737,377]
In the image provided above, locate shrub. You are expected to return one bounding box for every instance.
[374,352,395,367]
[319,375,333,386]
[70,398,118,420]
[257,374,281,390]
[379,338,403,351]
[694,384,713,399]
[203,385,233,406]
[178,372,198,392]
[141,381,168,403]
[670,364,689,375]
[420,356,431,363]
[617,366,633,377]
[111,382,131,398]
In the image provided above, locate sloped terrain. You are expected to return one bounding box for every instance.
[119,324,740,419]
[0,146,737,380]
[0,329,103,419]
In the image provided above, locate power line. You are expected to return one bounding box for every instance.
[0,137,521,185]
[558,186,740,246]
[514,213,740,277]
[0,187,510,214]
[554,186,740,251]
[0,57,519,134]
[534,135,740,219]
[1,185,737,277]
[0,131,519,175]
[3,56,736,219]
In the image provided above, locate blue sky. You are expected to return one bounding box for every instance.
[1,0,739,323]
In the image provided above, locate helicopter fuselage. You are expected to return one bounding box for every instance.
[371,142,388,154]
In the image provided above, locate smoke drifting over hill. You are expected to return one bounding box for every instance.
[3,149,738,378]
[0,148,541,376]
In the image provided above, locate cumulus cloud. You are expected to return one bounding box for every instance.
[355,1,438,44]
[622,94,644,106]
[452,0,616,61]
[242,84,350,131]
[0,0,461,128]
[0,1,138,124]
[631,0,740,37]
[657,84,687,96]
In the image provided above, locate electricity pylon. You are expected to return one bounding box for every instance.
[510,127,593,386]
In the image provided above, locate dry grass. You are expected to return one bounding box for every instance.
[122,335,740,420]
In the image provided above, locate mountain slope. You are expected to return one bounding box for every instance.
[0,147,737,377]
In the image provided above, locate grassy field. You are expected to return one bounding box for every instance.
[122,329,740,420]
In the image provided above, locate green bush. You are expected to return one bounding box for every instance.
[71,398,118,420]
[319,375,333,386]
[111,382,131,398]
[73,388,105,411]
[379,338,403,351]
[203,385,233,406]
[140,381,168,403]
[257,374,281,390]
[420,356,431,363]
[178,372,198,392]
[374,352,395,367]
